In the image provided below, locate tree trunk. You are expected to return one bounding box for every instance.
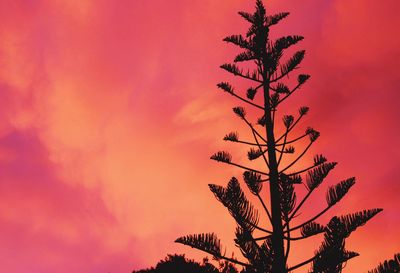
[263,78,287,273]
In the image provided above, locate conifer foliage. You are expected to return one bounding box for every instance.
[176,1,395,272]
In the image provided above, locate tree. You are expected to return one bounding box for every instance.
[132,254,238,273]
[176,1,395,273]
[368,254,400,273]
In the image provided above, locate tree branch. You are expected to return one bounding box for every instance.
[221,161,269,176]
[228,91,265,110]
[253,229,324,242]
[270,67,300,83]
[240,117,269,145]
[277,127,289,166]
[215,254,251,267]
[287,230,324,241]
[288,254,317,271]
[284,218,291,262]
[276,133,307,147]
[277,82,302,105]
[248,219,273,234]
[289,206,331,232]
[275,114,305,143]
[279,141,313,173]
[234,139,268,147]
[250,125,270,169]
[287,164,319,176]
[257,193,272,224]
[285,188,313,228]
[223,65,263,83]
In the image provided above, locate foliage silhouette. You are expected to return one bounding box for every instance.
[132,254,238,273]
[175,1,397,273]
[368,254,400,273]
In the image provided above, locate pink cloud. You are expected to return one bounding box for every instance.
[0,0,398,272]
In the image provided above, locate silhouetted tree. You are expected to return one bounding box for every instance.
[368,254,400,273]
[175,1,394,273]
[132,254,238,273]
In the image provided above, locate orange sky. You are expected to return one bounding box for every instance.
[0,1,399,272]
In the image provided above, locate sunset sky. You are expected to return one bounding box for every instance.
[0,0,399,272]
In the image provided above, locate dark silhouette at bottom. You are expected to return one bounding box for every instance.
[133,253,400,273]
[132,254,238,273]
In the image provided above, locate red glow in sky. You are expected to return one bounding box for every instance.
[0,1,399,272]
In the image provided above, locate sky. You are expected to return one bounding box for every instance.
[0,0,399,272]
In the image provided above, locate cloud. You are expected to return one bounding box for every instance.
[0,0,399,272]
[0,129,142,272]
